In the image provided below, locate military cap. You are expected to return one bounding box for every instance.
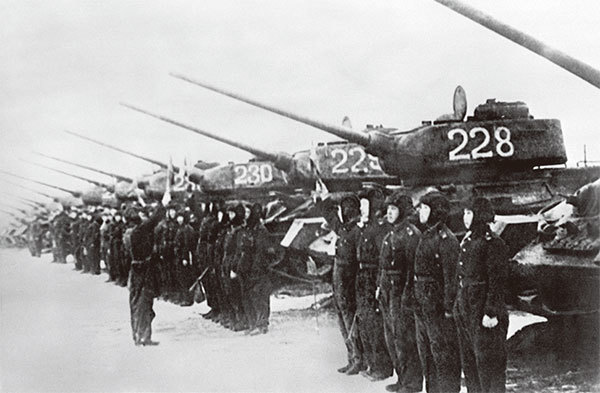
[340,193,360,210]
[467,196,495,224]
[385,191,414,214]
[420,191,449,211]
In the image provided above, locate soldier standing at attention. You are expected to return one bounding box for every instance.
[128,196,167,346]
[378,192,423,393]
[222,204,248,331]
[85,214,102,275]
[155,202,179,303]
[413,191,461,393]
[354,187,393,381]
[237,203,273,335]
[110,210,126,285]
[197,202,220,319]
[334,194,365,375]
[174,210,197,306]
[454,197,509,393]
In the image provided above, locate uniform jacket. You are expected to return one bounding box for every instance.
[457,227,509,318]
[414,222,459,314]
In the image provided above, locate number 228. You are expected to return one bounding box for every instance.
[448,126,514,161]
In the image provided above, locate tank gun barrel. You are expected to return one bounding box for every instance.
[33,152,134,183]
[432,0,600,89]
[63,130,172,170]
[122,103,295,172]
[0,209,17,217]
[23,160,113,190]
[169,73,371,147]
[0,170,82,197]
[0,178,55,200]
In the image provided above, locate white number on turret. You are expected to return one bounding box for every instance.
[448,126,514,161]
[234,163,274,186]
[330,147,382,174]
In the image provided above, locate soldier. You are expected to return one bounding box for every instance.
[155,202,179,302]
[196,201,220,318]
[236,202,273,335]
[71,211,84,270]
[110,209,126,285]
[212,207,231,326]
[354,188,393,381]
[454,197,509,393]
[174,210,197,306]
[334,194,365,375]
[84,213,102,275]
[413,191,461,393]
[128,199,165,346]
[28,218,43,257]
[100,209,114,280]
[377,192,423,392]
[222,204,247,331]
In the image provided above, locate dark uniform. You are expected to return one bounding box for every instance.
[174,215,197,306]
[52,211,70,263]
[128,205,164,346]
[84,216,102,275]
[378,194,423,392]
[334,195,364,375]
[454,198,509,393]
[414,192,461,393]
[355,209,393,379]
[197,206,220,316]
[155,213,178,301]
[71,216,83,270]
[236,203,272,334]
[212,211,231,324]
[221,204,247,331]
[110,217,126,285]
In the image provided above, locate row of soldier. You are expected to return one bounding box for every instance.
[35,195,274,343]
[28,186,507,391]
[327,188,508,393]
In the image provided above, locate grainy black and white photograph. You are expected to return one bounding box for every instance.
[1,1,599,392]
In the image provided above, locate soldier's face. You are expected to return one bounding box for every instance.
[218,211,224,222]
[418,203,431,224]
[115,215,121,222]
[228,211,236,220]
[168,209,176,219]
[463,209,474,229]
[244,206,251,220]
[360,199,370,222]
[386,205,400,224]
[177,216,184,225]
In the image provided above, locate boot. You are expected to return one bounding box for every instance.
[385,382,402,392]
[337,364,352,373]
[345,362,367,375]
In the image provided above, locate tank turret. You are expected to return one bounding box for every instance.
[170,74,567,184]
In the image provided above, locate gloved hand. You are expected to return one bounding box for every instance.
[482,314,498,328]
[230,271,238,279]
[182,260,188,266]
[444,311,453,319]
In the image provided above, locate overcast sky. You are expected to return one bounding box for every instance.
[1,0,599,218]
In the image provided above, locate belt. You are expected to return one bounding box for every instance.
[458,279,485,288]
[359,263,378,270]
[414,275,437,282]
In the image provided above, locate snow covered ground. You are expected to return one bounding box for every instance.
[0,249,543,392]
